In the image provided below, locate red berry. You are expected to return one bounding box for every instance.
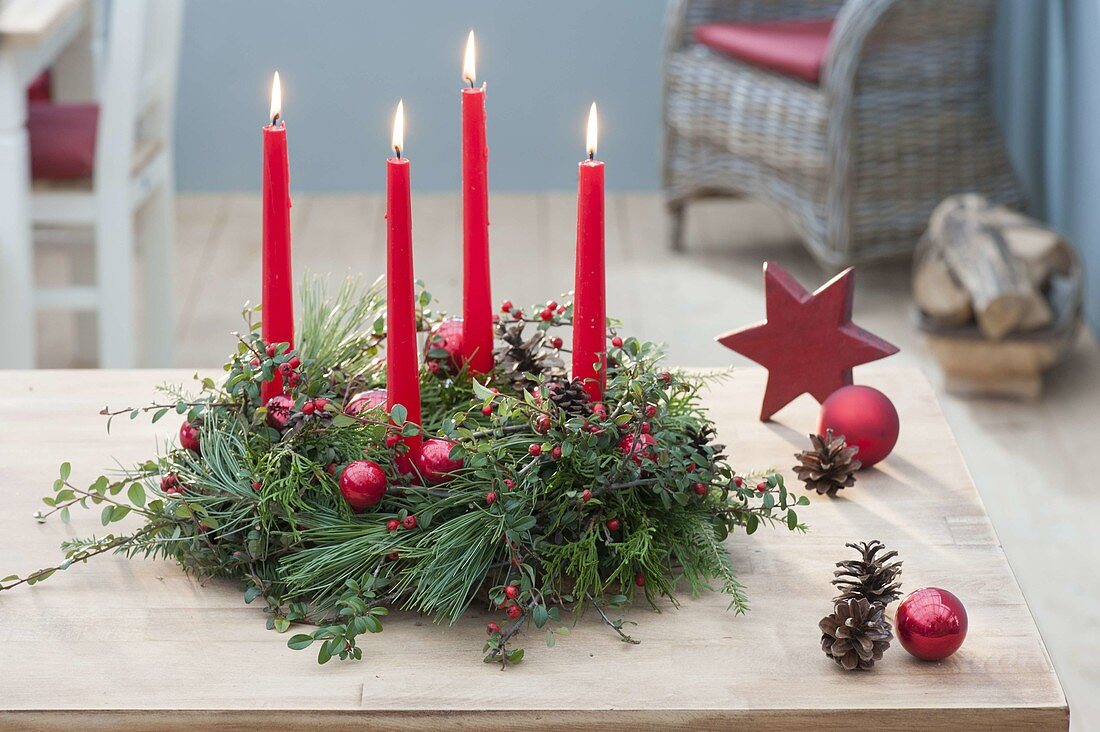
[485,491,498,505]
[528,444,542,456]
[659,372,672,384]
[693,482,707,496]
[611,336,623,348]
[551,445,562,460]
[325,463,336,475]
[581,489,592,502]
[546,300,558,310]
[645,405,657,419]
[428,361,441,374]
[617,433,657,465]
[550,337,563,349]
[250,358,260,367]
[386,519,399,531]
[733,476,743,488]
[534,414,551,434]
[501,300,513,312]
[591,403,607,419]
[640,422,651,435]
[301,400,315,415]
[313,397,329,411]
[339,460,388,512]
[251,481,262,491]
[504,585,519,600]
[512,310,523,320]
[266,344,277,357]
[556,305,567,314]
[385,433,401,448]
[386,552,399,561]
[287,356,301,369]
[160,474,181,494]
[178,421,201,453]
[757,481,768,493]
[506,604,523,620]
[503,478,515,490]
[486,622,500,635]
[606,518,621,532]
[540,308,553,321]
[492,314,500,324]
[635,572,646,587]
[481,404,493,416]
[402,515,417,530]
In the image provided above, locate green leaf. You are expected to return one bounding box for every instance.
[273,616,291,633]
[389,403,408,425]
[100,505,113,526]
[110,505,131,522]
[287,634,314,650]
[532,604,549,628]
[127,483,146,508]
[471,380,495,401]
[244,586,262,604]
[59,462,71,481]
[506,648,524,664]
[152,408,169,423]
[59,507,70,524]
[546,631,555,647]
[787,509,798,531]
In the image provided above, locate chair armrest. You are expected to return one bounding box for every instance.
[664,0,845,54]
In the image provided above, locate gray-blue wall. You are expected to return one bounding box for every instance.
[175,0,666,192]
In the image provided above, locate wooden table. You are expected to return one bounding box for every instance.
[0,368,1067,730]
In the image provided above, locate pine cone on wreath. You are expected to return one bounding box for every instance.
[494,320,566,391]
[793,429,861,496]
[686,424,727,463]
[545,379,590,418]
[832,540,903,607]
[819,597,893,671]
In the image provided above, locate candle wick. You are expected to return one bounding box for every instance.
[588,150,595,161]
[394,147,402,160]
[466,77,475,89]
[271,112,281,126]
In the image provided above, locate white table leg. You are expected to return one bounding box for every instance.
[0,55,36,369]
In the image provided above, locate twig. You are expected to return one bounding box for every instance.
[586,593,639,644]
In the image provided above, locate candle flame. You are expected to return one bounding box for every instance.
[463,30,477,84]
[269,72,282,124]
[392,99,405,156]
[586,102,598,158]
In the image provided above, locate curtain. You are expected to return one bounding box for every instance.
[994,0,1099,331]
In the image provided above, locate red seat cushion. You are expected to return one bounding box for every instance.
[28,102,99,180]
[28,71,52,102]
[694,19,835,84]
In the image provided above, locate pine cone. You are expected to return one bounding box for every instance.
[686,424,726,462]
[545,379,590,418]
[833,540,903,606]
[819,598,893,671]
[494,320,566,391]
[793,430,861,496]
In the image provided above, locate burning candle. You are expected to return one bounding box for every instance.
[572,103,606,400]
[460,30,493,374]
[386,100,423,446]
[261,71,294,402]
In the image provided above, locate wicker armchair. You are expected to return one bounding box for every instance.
[662,0,1024,265]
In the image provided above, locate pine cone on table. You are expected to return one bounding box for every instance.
[793,429,861,496]
[819,598,893,671]
[545,379,590,418]
[494,320,565,392]
[833,540,903,607]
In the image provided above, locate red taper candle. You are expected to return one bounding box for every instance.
[460,31,493,374]
[261,72,294,402]
[572,103,606,400]
[386,100,422,448]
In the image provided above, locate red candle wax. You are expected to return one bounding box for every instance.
[386,107,422,448]
[572,154,606,399]
[261,73,294,403]
[460,82,493,374]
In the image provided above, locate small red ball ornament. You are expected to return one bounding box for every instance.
[817,385,899,468]
[178,421,201,453]
[896,587,968,661]
[344,389,388,421]
[339,460,387,512]
[413,438,464,485]
[424,318,464,373]
[265,395,294,430]
[617,433,657,465]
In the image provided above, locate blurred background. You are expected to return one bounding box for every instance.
[0,0,1096,726]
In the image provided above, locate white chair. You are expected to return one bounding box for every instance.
[30,0,183,367]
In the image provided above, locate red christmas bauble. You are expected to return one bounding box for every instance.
[265,394,294,430]
[424,318,464,373]
[344,389,388,420]
[413,438,464,485]
[817,385,899,468]
[896,587,968,661]
[339,460,387,512]
[179,421,201,453]
[617,433,657,465]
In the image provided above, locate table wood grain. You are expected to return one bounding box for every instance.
[0,368,1068,730]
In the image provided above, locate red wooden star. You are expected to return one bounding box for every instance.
[716,262,899,421]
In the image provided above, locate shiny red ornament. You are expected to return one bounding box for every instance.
[716,263,899,421]
[178,421,201,453]
[617,432,657,465]
[344,389,388,421]
[896,587,968,661]
[424,318,464,373]
[339,460,387,512]
[265,395,294,430]
[413,438,464,485]
[818,385,899,468]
